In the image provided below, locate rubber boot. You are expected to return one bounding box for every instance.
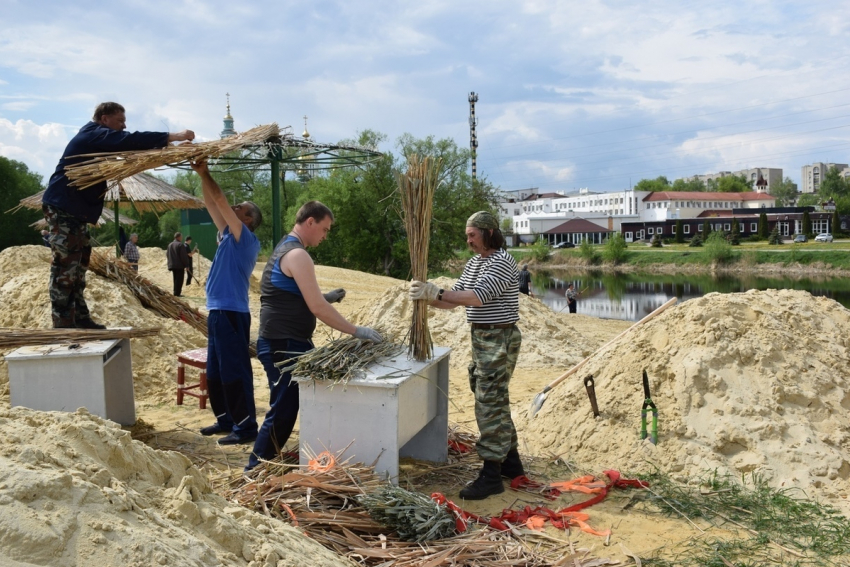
[501,448,525,480]
[459,461,504,500]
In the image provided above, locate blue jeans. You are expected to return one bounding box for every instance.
[206,310,257,437]
[247,336,313,470]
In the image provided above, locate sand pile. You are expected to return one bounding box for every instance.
[0,246,208,404]
[0,406,351,567]
[520,289,850,505]
[348,277,629,370]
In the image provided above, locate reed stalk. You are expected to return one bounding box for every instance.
[396,154,443,361]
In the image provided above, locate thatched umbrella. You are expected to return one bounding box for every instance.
[11,172,205,251]
[29,202,139,229]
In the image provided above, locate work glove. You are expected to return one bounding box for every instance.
[323,288,346,303]
[353,326,383,343]
[409,280,440,302]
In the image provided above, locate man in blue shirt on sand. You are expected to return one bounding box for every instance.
[191,159,263,446]
[42,101,194,328]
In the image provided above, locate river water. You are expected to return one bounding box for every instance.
[535,270,850,321]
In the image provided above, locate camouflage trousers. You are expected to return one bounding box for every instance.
[43,205,92,327]
[468,325,522,462]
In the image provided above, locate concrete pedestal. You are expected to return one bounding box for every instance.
[294,346,450,483]
[6,339,136,425]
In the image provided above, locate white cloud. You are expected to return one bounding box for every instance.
[0,118,68,178]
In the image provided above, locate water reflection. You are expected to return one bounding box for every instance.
[535,270,850,321]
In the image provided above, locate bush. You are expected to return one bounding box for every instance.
[703,231,734,264]
[579,239,600,264]
[650,234,663,247]
[688,234,703,247]
[768,227,783,245]
[601,233,628,264]
[528,237,550,262]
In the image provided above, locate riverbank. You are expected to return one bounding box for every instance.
[513,241,850,278]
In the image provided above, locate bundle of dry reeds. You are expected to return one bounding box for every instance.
[223,449,597,566]
[0,327,159,350]
[65,124,281,189]
[277,331,404,384]
[396,154,443,361]
[88,250,209,336]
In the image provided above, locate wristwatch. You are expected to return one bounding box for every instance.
[437,288,445,301]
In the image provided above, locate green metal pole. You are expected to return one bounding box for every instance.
[114,199,121,256]
[271,156,281,245]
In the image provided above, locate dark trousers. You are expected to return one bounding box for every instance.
[568,299,577,313]
[206,310,257,438]
[171,268,184,296]
[43,205,92,327]
[248,336,313,470]
[185,267,193,285]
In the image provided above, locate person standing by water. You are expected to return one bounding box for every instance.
[566,283,579,313]
[518,264,533,297]
[409,211,523,500]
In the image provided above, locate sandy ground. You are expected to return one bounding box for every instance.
[3,244,850,564]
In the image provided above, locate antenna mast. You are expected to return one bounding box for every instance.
[468,92,479,180]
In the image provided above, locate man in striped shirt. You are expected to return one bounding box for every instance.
[409,211,523,500]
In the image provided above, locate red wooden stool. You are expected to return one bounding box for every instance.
[176,348,209,409]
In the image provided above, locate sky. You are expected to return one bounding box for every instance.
[2,0,850,194]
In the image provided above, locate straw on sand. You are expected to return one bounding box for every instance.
[87,250,209,336]
[0,327,159,350]
[396,154,443,361]
[65,124,281,189]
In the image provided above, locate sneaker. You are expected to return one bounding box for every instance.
[218,432,258,446]
[200,423,231,436]
[75,318,106,330]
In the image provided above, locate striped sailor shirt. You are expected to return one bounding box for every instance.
[452,248,520,324]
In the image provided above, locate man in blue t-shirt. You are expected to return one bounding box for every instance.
[42,101,194,329]
[191,160,263,446]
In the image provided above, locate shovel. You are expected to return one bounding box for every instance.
[528,297,678,418]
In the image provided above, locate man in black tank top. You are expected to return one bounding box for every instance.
[247,201,383,471]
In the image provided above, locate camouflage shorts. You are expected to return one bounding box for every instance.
[43,205,92,326]
[468,325,522,462]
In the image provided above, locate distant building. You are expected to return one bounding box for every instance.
[688,167,782,193]
[801,162,850,194]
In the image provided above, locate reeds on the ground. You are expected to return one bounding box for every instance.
[396,154,443,361]
[0,327,159,350]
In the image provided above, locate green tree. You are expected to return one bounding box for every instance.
[770,176,798,206]
[819,166,849,200]
[758,212,769,239]
[833,209,841,236]
[716,174,751,193]
[703,231,734,263]
[797,193,820,207]
[634,176,671,192]
[801,210,812,236]
[768,226,783,245]
[674,220,684,243]
[702,219,712,237]
[293,131,497,278]
[0,157,44,251]
[670,177,706,192]
[688,233,703,247]
[602,232,628,263]
[729,218,741,245]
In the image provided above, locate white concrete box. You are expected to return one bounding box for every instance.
[295,346,450,483]
[6,338,135,425]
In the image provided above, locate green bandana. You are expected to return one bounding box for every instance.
[466,211,499,230]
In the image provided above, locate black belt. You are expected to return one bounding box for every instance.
[470,322,516,330]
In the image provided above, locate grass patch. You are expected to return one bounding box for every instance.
[637,469,850,566]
